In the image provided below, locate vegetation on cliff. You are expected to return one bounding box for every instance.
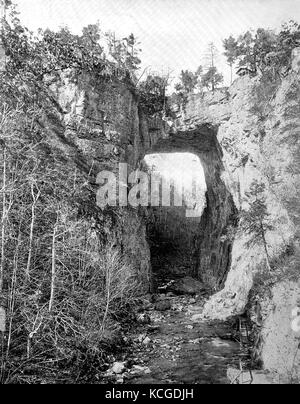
[0,3,158,384]
[223,21,300,77]
[0,0,299,384]
[174,21,300,102]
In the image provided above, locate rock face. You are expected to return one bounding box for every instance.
[258,281,300,381]
[42,61,299,379]
[51,72,238,292]
[173,57,300,379]
[54,73,163,173]
[292,47,300,73]
[44,73,169,293]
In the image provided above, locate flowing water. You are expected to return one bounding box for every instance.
[123,294,247,385]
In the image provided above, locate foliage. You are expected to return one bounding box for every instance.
[175,69,200,95]
[174,43,224,98]
[138,74,168,115]
[240,181,274,272]
[223,36,239,67]
[0,95,139,382]
[1,4,141,85]
[106,32,141,73]
[201,66,224,92]
[0,3,144,384]
[223,21,300,77]
[223,36,239,82]
[249,70,281,123]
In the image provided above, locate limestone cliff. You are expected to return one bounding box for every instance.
[48,72,236,293]
[173,52,300,379]
[41,59,299,379]
[42,72,169,293]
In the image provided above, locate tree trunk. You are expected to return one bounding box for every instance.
[6,231,21,359]
[26,183,40,282]
[0,146,7,294]
[260,221,271,272]
[49,223,57,313]
[101,265,111,334]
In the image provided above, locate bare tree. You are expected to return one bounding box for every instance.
[25,180,41,282]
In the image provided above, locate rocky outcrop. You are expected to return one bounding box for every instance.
[42,72,169,293]
[255,281,300,382]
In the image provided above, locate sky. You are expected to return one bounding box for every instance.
[144,153,207,217]
[13,0,300,85]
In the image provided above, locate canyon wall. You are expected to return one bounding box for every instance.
[48,72,236,292]
[173,53,300,379]
[42,61,299,379]
[43,72,169,293]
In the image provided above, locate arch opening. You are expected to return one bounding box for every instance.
[143,152,209,285]
[141,126,238,292]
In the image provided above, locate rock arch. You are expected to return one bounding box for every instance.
[144,125,238,289]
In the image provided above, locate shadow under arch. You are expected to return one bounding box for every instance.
[143,124,238,290]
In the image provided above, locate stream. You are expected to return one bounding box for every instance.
[102,291,252,385]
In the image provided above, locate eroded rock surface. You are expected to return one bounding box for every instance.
[172,60,300,380]
[43,56,300,381]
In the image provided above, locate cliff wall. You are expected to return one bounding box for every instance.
[173,56,300,379]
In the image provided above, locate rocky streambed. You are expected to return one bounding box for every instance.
[100,278,254,385]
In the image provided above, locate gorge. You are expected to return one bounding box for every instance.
[49,49,300,382]
[0,7,300,383]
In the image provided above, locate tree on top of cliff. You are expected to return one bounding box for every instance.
[223,21,300,78]
[139,74,168,115]
[280,20,300,49]
[175,69,200,95]
[1,2,142,84]
[200,43,224,91]
[123,33,142,72]
[106,31,141,75]
[223,36,239,83]
[201,66,224,92]
[205,42,218,69]
[241,181,274,272]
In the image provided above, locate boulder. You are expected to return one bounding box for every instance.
[142,337,151,346]
[111,362,126,375]
[168,276,205,295]
[131,365,152,375]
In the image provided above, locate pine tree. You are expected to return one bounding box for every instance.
[223,36,239,83]
[175,70,199,94]
[201,43,224,91]
[206,42,217,69]
[201,66,224,92]
[241,181,274,272]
